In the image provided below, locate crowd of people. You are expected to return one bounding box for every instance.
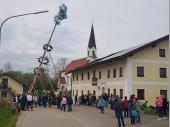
[55,93,73,112]
[12,91,73,113]
[12,92,168,127]
[12,92,53,112]
[74,93,169,127]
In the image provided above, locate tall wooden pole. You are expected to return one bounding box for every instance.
[28,4,67,93]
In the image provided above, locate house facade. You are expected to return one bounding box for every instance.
[64,25,169,106]
[0,73,24,98]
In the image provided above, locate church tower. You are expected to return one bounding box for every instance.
[87,24,97,60]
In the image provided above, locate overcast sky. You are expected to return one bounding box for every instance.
[0,0,169,73]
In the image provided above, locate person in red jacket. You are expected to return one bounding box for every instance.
[123,96,129,117]
[155,95,163,120]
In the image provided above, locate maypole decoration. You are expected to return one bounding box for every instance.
[28,4,67,94]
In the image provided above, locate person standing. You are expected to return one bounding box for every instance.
[67,95,73,112]
[27,93,33,111]
[56,94,62,109]
[135,98,141,123]
[17,94,22,113]
[38,94,42,107]
[123,96,129,117]
[74,94,78,106]
[162,96,168,119]
[115,96,125,127]
[98,96,106,114]
[93,94,96,107]
[21,94,27,110]
[48,94,52,107]
[61,96,67,112]
[155,95,163,120]
[129,95,136,124]
[14,94,20,113]
[33,94,38,108]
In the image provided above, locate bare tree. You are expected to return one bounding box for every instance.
[52,57,69,89]
[4,61,12,72]
[54,57,69,76]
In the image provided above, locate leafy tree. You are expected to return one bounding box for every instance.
[7,71,56,92]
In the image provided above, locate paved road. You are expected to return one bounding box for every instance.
[16,106,169,127]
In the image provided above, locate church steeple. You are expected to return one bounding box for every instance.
[87,24,97,60]
[88,24,96,49]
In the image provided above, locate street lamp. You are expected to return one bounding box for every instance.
[0,10,48,45]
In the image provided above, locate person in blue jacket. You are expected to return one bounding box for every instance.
[98,96,106,114]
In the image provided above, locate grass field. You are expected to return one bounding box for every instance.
[0,106,18,127]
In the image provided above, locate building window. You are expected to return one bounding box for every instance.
[113,89,116,96]
[76,90,78,95]
[2,78,8,89]
[113,69,116,78]
[87,72,90,80]
[108,88,110,96]
[107,69,110,78]
[120,89,123,99]
[87,90,90,95]
[160,90,167,98]
[1,78,8,97]
[81,90,83,95]
[159,49,166,57]
[137,89,145,100]
[81,73,84,80]
[137,67,144,77]
[93,70,96,77]
[99,71,101,79]
[119,67,123,77]
[76,74,79,81]
[160,68,167,78]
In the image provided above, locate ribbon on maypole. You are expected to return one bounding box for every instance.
[28,4,67,93]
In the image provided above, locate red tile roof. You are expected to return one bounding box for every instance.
[64,58,89,72]
[59,77,66,84]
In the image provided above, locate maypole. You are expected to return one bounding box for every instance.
[28,4,67,93]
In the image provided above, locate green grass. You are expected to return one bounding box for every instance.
[0,106,18,127]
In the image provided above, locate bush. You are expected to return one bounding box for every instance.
[0,98,12,107]
[149,105,156,110]
[143,106,156,115]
